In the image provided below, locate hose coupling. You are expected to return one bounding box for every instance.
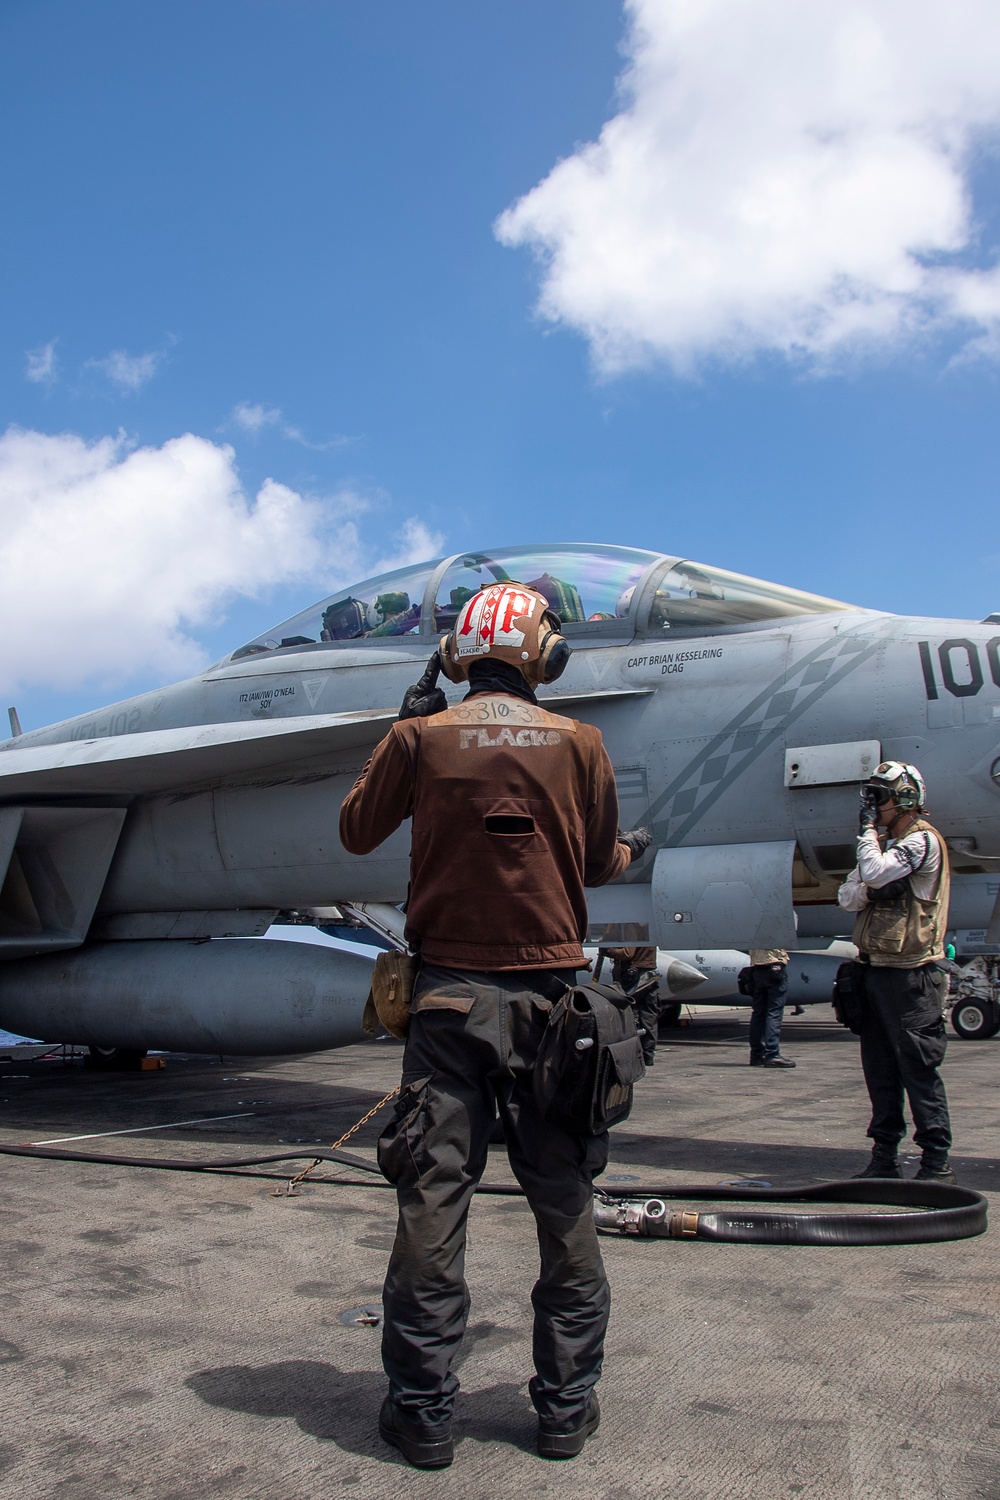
[594,1196,674,1236]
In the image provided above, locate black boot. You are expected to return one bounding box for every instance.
[379,1399,454,1469]
[916,1154,956,1183]
[537,1395,601,1459]
[853,1147,902,1179]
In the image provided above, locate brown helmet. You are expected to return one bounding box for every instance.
[439,581,571,687]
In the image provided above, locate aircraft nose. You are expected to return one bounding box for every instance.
[663,958,707,996]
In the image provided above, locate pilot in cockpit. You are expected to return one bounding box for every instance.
[433,587,476,634]
[321,591,420,641]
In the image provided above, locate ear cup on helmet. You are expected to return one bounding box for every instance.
[523,617,572,686]
[540,633,571,684]
[438,632,467,683]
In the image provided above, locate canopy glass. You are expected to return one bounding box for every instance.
[431,545,657,633]
[648,562,848,631]
[230,544,851,659]
[232,560,436,658]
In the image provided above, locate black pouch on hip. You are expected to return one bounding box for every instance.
[833,961,866,1034]
[533,981,646,1135]
[737,966,754,997]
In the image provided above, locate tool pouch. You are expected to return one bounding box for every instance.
[833,960,866,1034]
[737,966,754,997]
[364,950,418,1040]
[611,958,639,992]
[534,980,646,1135]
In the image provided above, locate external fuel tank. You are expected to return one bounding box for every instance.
[0,937,374,1054]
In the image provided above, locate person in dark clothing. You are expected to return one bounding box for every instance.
[746,949,794,1068]
[600,946,660,1065]
[339,581,651,1469]
[838,760,954,1182]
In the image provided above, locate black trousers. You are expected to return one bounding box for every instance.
[629,974,660,1063]
[859,963,952,1157]
[377,965,610,1436]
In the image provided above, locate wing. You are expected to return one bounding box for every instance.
[0,709,397,798]
[0,688,650,799]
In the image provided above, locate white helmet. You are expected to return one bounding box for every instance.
[863,761,926,812]
[615,585,636,619]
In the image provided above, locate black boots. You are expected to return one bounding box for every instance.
[854,1148,957,1182]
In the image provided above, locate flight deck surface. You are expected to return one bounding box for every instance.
[1,1006,998,1500]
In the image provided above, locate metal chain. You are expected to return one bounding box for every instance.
[328,1085,401,1153]
[272,1085,400,1197]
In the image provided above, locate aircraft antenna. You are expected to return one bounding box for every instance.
[7,706,21,738]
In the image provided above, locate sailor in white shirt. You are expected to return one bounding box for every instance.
[838,822,942,913]
[837,762,954,1183]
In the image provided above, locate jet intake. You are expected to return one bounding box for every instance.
[0,937,373,1055]
[651,842,797,952]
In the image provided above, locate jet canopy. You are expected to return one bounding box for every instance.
[231,543,850,660]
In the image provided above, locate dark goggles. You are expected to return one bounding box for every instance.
[863,784,895,806]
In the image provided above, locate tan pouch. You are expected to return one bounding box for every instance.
[364,950,418,1040]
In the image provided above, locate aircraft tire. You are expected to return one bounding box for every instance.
[950,1000,1000,1041]
[86,1045,149,1070]
[658,1002,683,1032]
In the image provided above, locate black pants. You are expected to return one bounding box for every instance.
[629,974,660,1063]
[859,964,952,1158]
[377,965,610,1436]
[748,966,788,1062]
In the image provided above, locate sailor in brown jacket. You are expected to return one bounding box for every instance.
[838,761,954,1182]
[340,582,650,1469]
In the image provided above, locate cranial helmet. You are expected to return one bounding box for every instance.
[863,761,927,812]
[439,581,571,687]
[615,585,636,619]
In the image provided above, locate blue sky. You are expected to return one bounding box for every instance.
[2,0,1000,732]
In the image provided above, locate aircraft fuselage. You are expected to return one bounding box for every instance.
[5,609,999,945]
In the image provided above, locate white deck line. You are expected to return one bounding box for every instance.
[27,1111,256,1145]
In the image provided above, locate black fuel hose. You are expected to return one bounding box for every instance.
[594,1178,988,1245]
[0,1141,986,1243]
[0,1142,398,1177]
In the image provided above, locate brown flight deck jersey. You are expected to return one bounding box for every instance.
[605,946,658,971]
[339,693,630,971]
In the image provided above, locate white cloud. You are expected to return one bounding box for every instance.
[0,427,440,697]
[371,518,445,576]
[229,401,348,451]
[25,341,58,385]
[89,348,161,392]
[231,402,282,433]
[496,0,1000,373]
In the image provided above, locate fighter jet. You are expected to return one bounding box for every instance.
[1,542,998,1059]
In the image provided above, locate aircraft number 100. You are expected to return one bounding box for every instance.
[918,639,1000,701]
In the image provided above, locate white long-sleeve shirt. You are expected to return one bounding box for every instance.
[837,825,942,912]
